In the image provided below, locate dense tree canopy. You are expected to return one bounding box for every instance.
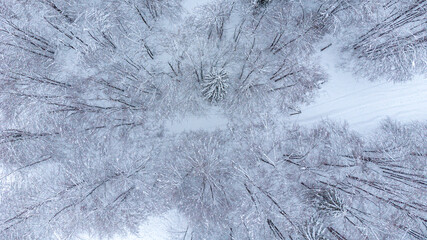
[0,0,425,239]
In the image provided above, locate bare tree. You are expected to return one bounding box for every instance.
[0,0,180,239]
[343,0,427,81]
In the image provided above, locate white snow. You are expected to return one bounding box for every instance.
[78,210,189,240]
[292,45,427,135]
[135,210,189,240]
[165,106,228,134]
[181,0,213,14]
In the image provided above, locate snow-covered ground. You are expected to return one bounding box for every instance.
[181,0,213,14]
[292,44,427,135]
[165,106,228,134]
[78,210,189,240]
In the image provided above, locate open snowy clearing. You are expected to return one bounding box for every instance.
[78,210,189,240]
[293,44,427,135]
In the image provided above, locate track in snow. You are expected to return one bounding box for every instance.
[292,44,426,135]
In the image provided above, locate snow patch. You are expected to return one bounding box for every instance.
[77,210,189,240]
[293,45,427,134]
[182,0,213,14]
[136,209,190,240]
[165,106,228,134]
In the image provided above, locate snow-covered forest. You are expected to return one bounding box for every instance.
[0,0,425,239]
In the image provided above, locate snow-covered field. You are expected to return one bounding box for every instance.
[165,106,228,134]
[293,45,427,135]
[181,0,212,13]
[79,210,189,240]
